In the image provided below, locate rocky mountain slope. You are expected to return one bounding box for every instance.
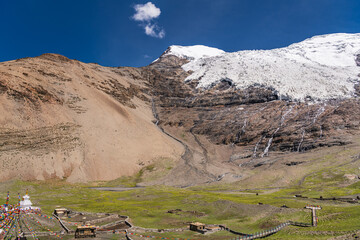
[145,33,360,186]
[0,33,359,186]
[0,54,183,182]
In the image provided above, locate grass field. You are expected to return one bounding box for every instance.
[1,143,360,239]
[0,176,359,239]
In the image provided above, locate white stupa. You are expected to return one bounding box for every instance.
[19,191,40,211]
[20,194,33,210]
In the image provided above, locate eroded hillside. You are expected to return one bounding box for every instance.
[0,54,183,182]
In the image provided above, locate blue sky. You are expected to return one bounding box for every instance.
[1,0,359,67]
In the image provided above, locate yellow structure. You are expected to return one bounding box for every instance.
[189,222,205,232]
[75,225,97,238]
[53,208,70,217]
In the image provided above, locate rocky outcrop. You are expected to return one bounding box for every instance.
[146,55,360,164]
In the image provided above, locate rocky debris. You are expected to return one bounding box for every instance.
[95,78,148,108]
[285,161,304,166]
[0,123,80,153]
[151,54,190,69]
[355,84,360,96]
[356,53,360,66]
[167,209,206,217]
[344,174,358,180]
[0,78,62,108]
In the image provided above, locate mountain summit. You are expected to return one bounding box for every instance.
[161,45,225,60]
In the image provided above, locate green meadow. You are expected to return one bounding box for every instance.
[1,171,359,240]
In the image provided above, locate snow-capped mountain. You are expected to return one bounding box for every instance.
[161,45,225,61]
[2,33,360,186]
[163,33,360,101]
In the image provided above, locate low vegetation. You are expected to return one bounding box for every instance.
[1,175,359,239]
[1,143,359,239]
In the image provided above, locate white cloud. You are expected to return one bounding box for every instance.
[132,2,161,21]
[132,2,165,39]
[145,23,165,39]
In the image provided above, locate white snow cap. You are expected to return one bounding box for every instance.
[164,45,225,60]
[172,33,360,101]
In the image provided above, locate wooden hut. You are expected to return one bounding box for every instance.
[75,225,97,238]
[189,222,205,232]
[53,208,70,217]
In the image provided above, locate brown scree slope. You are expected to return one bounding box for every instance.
[0,54,183,182]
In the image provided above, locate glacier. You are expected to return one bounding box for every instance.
[163,33,360,101]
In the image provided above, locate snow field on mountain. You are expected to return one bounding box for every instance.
[166,33,360,101]
[164,45,225,60]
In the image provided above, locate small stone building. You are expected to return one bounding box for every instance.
[190,222,205,232]
[75,225,97,238]
[53,208,70,217]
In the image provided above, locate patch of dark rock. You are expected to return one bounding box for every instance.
[210,78,234,91]
[304,95,314,101]
[254,163,265,168]
[34,85,62,103]
[37,69,72,82]
[6,87,41,108]
[285,161,304,166]
[356,54,360,66]
[167,209,182,214]
[280,94,291,101]
[37,69,58,78]
[294,194,308,198]
[317,196,359,204]
[355,84,360,96]
[167,209,206,217]
[307,125,321,132]
[0,82,8,94]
